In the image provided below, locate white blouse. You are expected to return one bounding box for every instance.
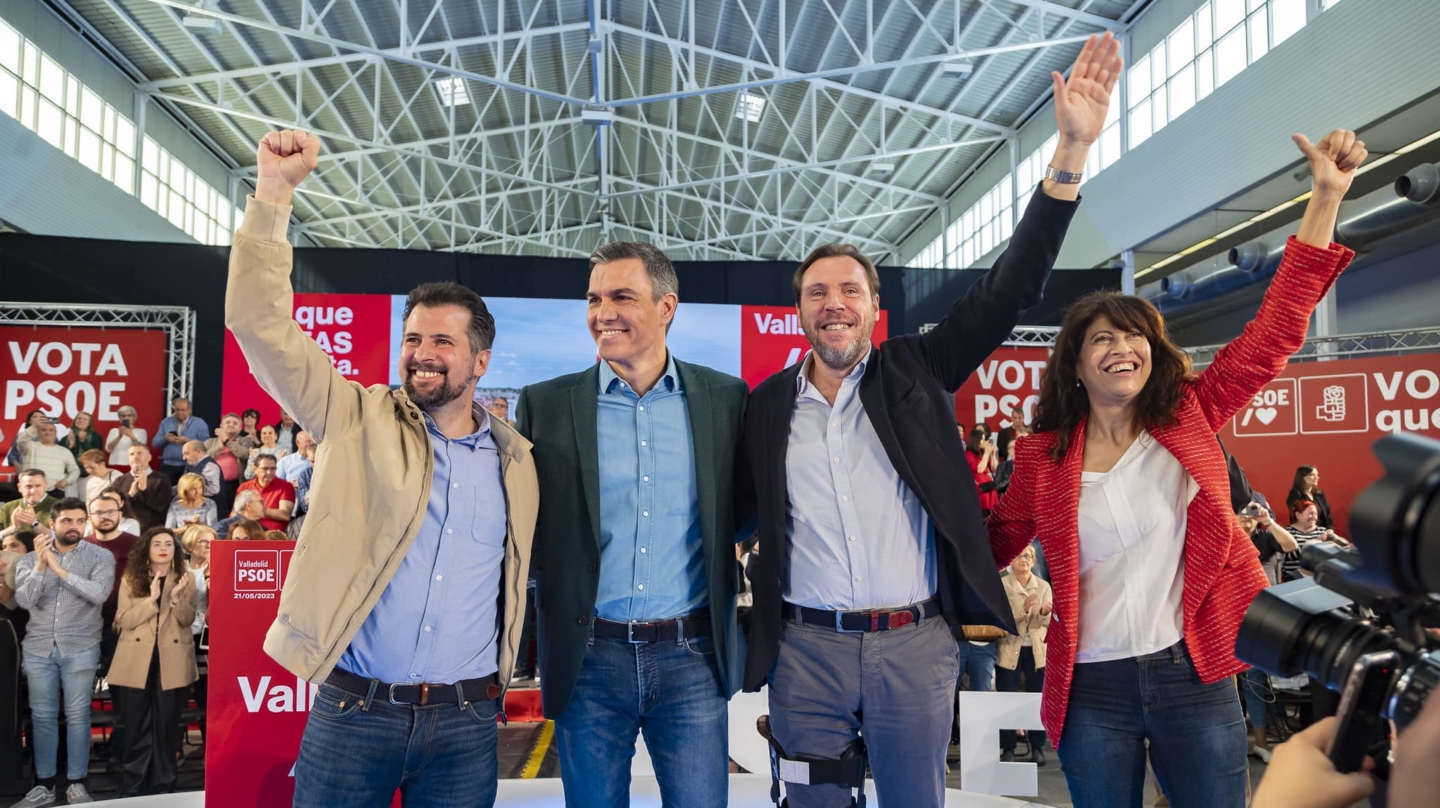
[1075,430,1196,664]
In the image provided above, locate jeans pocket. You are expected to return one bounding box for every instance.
[464,698,500,726]
[683,636,716,657]
[310,684,364,722]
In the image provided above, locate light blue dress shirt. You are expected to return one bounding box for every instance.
[784,350,937,611]
[338,404,508,683]
[275,452,310,484]
[153,414,210,466]
[595,358,706,622]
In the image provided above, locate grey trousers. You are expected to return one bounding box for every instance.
[768,614,959,808]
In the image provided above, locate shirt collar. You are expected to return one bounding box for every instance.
[422,402,492,449]
[599,354,681,395]
[794,347,872,396]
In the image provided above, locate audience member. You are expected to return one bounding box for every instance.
[274,410,302,454]
[105,405,148,468]
[1010,405,1031,437]
[997,545,1053,765]
[152,397,210,485]
[965,425,999,515]
[181,440,224,512]
[243,425,288,481]
[12,497,114,806]
[262,530,289,541]
[1286,465,1334,530]
[216,491,267,538]
[289,442,317,520]
[83,489,140,678]
[1282,499,1347,581]
[118,446,173,533]
[274,431,313,483]
[179,524,212,640]
[1,471,58,540]
[204,413,253,513]
[6,413,69,469]
[60,412,104,463]
[14,422,80,498]
[488,396,513,425]
[238,409,262,444]
[235,455,294,531]
[166,473,218,530]
[79,450,122,508]
[223,519,264,541]
[84,489,142,539]
[994,431,1017,497]
[110,527,197,797]
[1239,503,1298,587]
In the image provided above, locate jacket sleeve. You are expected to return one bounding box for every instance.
[910,188,1080,392]
[225,197,364,445]
[170,580,198,630]
[1191,237,1354,433]
[988,439,1040,569]
[116,582,159,631]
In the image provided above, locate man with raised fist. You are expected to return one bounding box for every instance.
[225,129,537,808]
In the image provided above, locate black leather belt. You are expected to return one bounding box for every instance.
[592,609,712,643]
[325,667,500,706]
[782,597,943,632]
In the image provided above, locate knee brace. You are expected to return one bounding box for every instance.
[758,716,868,808]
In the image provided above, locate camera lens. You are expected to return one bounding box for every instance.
[1290,612,1402,692]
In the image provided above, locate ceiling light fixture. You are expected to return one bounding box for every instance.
[736,93,766,123]
[435,77,470,108]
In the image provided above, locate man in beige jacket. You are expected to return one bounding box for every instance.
[225,129,538,808]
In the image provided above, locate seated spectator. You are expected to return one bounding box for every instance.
[181,440,224,511]
[243,425,288,481]
[1282,499,1348,581]
[204,413,254,514]
[1239,503,1298,586]
[1,471,58,541]
[60,412,103,463]
[105,405,148,468]
[118,446,174,533]
[275,410,301,454]
[1286,465,1334,530]
[235,455,294,531]
[84,488,142,539]
[223,519,264,541]
[239,409,262,445]
[216,491,267,538]
[166,473,217,530]
[966,425,999,515]
[274,431,313,484]
[997,545,1053,765]
[80,449,123,507]
[13,422,80,498]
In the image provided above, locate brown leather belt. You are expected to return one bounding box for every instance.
[325,667,500,706]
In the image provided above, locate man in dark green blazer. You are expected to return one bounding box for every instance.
[515,241,750,807]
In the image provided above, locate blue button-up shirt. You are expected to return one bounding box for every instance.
[338,404,508,683]
[785,350,937,611]
[595,357,706,622]
[153,414,210,467]
[275,452,310,485]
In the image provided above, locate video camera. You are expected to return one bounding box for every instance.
[1235,433,1440,775]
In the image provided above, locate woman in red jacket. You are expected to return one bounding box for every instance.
[988,128,1366,808]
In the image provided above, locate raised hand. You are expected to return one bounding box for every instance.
[255,129,321,206]
[1053,32,1122,146]
[1293,129,1367,198]
[150,574,163,602]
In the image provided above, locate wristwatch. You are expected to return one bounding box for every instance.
[1044,165,1083,185]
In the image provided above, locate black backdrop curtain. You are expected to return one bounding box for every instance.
[1,232,1117,425]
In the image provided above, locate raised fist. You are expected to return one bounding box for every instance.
[255,129,320,206]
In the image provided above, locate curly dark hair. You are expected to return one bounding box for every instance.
[1032,291,1193,462]
[124,526,188,599]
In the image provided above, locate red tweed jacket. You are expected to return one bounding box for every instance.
[989,237,1354,747]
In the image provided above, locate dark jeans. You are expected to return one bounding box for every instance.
[996,646,1046,752]
[111,648,186,796]
[293,681,500,808]
[1057,641,1247,808]
[554,632,728,808]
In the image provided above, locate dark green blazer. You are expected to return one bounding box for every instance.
[515,359,751,720]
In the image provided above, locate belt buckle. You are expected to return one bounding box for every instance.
[834,611,864,633]
[626,621,646,644]
[387,682,406,705]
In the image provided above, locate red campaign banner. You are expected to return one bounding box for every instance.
[1222,352,1440,533]
[953,346,1052,431]
[221,293,394,427]
[1,326,169,468]
[739,305,889,389]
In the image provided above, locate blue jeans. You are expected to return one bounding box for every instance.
[292,681,500,808]
[22,643,101,781]
[1057,641,1248,808]
[957,640,996,691]
[555,633,728,808]
[1240,667,1270,731]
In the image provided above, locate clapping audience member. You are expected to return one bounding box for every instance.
[109,527,197,797]
[61,412,104,463]
[80,450,123,508]
[1,471,57,541]
[204,414,253,513]
[238,409,262,444]
[14,422,80,498]
[1286,465,1334,530]
[105,405,148,468]
[118,446,174,533]
[243,425,288,481]
[166,474,218,530]
[997,545,1053,765]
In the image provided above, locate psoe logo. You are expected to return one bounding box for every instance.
[235,550,280,592]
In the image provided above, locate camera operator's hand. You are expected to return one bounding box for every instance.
[1251,717,1374,808]
[1390,691,1440,808]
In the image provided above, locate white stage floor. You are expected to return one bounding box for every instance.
[99,775,1056,806]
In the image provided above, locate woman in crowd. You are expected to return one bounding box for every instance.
[166,474,217,530]
[274,409,301,454]
[1286,465,1334,529]
[180,525,212,639]
[105,405,148,468]
[80,449,123,507]
[239,409,263,444]
[223,518,265,541]
[997,544,1053,765]
[1282,499,1348,581]
[110,527,198,797]
[243,425,288,480]
[61,412,103,462]
[989,128,1366,808]
[967,425,1000,515]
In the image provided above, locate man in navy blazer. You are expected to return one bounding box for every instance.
[741,33,1121,808]
[516,242,750,808]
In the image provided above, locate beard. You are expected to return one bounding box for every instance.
[403,366,477,410]
[803,317,875,371]
[56,528,84,547]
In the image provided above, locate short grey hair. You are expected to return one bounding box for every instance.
[590,241,679,302]
[233,489,262,511]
